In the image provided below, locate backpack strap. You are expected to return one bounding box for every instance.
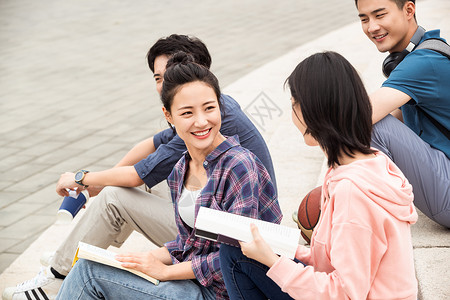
[411,38,450,140]
[415,106,450,140]
[414,38,450,59]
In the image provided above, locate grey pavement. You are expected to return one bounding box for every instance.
[1,0,450,299]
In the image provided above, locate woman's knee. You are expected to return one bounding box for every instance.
[60,259,92,292]
[219,245,242,267]
[70,259,116,286]
[71,259,94,280]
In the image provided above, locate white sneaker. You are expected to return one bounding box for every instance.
[2,266,62,300]
[39,251,55,267]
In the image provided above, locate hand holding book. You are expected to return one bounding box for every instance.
[239,223,280,268]
[73,242,160,285]
[194,207,300,259]
[116,252,169,281]
[116,246,196,282]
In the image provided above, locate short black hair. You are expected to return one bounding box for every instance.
[147,34,212,72]
[355,0,415,9]
[286,51,375,167]
[161,51,221,113]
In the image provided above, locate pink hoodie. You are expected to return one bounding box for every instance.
[267,151,418,299]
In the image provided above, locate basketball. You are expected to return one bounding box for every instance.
[293,186,322,244]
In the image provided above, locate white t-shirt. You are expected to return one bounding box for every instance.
[178,186,202,228]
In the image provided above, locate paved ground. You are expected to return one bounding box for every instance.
[0,0,357,274]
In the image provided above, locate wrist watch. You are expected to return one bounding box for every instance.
[74,170,89,187]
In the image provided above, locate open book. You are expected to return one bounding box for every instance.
[194,207,300,259]
[73,242,159,285]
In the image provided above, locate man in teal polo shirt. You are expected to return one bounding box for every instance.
[356,0,449,227]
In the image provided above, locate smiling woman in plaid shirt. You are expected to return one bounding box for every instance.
[56,52,282,300]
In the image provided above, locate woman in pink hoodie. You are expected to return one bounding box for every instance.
[219,51,418,299]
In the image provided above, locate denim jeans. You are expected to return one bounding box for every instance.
[219,245,293,300]
[56,259,216,300]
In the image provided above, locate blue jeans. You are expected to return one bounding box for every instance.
[219,245,293,300]
[56,259,216,300]
[372,115,450,228]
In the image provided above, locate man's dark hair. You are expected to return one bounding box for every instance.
[147,34,212,72]
[286,51,376,167]
[354,0,415,9]
[161,51,221,113]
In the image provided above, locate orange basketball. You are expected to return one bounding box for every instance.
[294,186,322,244]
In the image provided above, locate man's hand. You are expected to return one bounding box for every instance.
[239,223,280,268]
[56,172,80,196]
[116,251,169,281]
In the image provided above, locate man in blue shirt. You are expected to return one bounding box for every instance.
[2,35,277,300]
[356,0,449,227]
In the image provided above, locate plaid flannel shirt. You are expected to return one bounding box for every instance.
[164,135,282,299]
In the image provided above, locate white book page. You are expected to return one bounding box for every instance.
[195,207,300,258]
[78,242,119,263]
[76,242,159,285]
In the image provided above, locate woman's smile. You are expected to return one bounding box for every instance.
[191,128,212,139]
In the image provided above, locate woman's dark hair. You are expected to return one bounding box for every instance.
[286,51,375,167]
[161,51,221,113]
[147,34,212,72]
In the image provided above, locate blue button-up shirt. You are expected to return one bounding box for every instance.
[164,135,282,299]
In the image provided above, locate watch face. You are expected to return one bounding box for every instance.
[75,171,84,181]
